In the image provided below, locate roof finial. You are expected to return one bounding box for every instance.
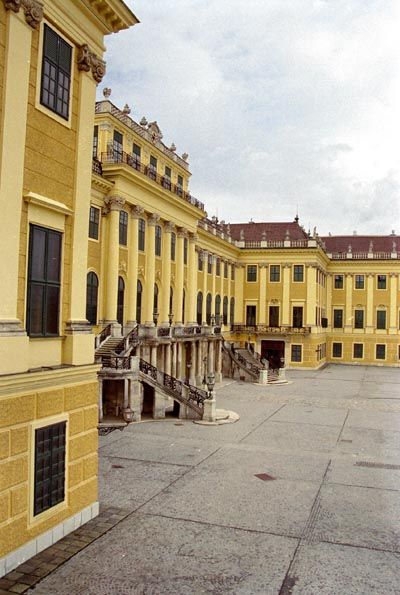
[294,204,299,223]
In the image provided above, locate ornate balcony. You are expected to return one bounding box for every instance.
[230,324,311,335]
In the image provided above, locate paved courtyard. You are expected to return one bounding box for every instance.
[29,365,400,594]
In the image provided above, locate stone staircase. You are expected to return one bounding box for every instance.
[95,336,125,358]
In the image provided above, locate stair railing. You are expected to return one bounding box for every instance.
[95,324,112,348]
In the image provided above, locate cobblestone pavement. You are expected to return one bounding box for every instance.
[5,364,399,594]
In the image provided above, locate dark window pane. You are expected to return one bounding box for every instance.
[34,422,66,516]
[333,309,343,328]
[354,310,364,329]
[293,307,303,328]
[269,306,279,327]
[353,343,363,358]
[293,265,304,282]
[291,345,302,362]
[270,265,280,282]
[29,284,45,336]
[41,25,71,120]
[376,344,386,359]
[334,275,343,289]
[47,232,62,282]
[45,286,60,335]
[30,227,46,281]
[377,310,386,329]
[247,265,257,282]
[332,342,342,358]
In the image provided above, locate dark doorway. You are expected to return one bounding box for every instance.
[246,305,256,326]
[142,383,154,418]
[261,340,285,369]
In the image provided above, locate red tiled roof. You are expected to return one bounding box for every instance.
[229,221,308,242]
[321,235,399,254]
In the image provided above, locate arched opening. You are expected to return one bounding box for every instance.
[117,276,125,325]
[136,280,142,324]
[230,297,235,325]
[215,294,221,325]
[86,272,98,325]
[206,293,212,325]
[197,291,203,326]
[182,289,185,323]
[153,283,159,324]
[223,296,228,326]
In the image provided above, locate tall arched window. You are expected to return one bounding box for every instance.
[206,293,212,325]
[86,272,98,325]
[215,295,221,324]
[117,276,125,325]
[170,233,176,261]
[230,297,235,325]
[136,280,142,323]
[182,289,185,323]
[138,219,145,251]
[153,284,159,322]
[197,292,203,326]
[155,225,162,256]
[223,296,228,326]
[169,287,173,316]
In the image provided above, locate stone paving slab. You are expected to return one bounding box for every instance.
[309,483,400,552]
[242,420,342,452]
[29,514,298,595]
[346,409,400,432]
[337,426,400,459]
[288,542,400,595]
[268,404,348,427]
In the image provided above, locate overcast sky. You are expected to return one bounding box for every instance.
[99,0,400,235]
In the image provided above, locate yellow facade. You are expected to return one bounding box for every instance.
[0,0,137,575]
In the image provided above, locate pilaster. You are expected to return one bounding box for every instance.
[366,274,374,333]
[258,263,267,324]
[187,233,197,324]
[306,265,317,328]
[160,221,174,325]
[174,228,186,324]
[282,264,291,325]
[104,196,125,326]
[126,205,143,326]
[389,273,398,334]
[235,265,245,324]
[201,250,208,323]
[143,213,159,324]
[344,274,353,333]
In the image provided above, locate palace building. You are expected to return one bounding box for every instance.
[0,0,137,576]
[1,0,399,576]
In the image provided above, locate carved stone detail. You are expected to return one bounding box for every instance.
[4,0,43,29]
[77,44,106,84]
[188,232,198,243]
[164,221,175,233]
[147,213,160,226]
[130,205,144,219]
[177,227,188,239]
[104,195,125,212]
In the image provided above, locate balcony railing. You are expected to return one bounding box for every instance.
[100,150,205,211]
[92,157,103,175]
[230,324,311,334]
[329,251,400,260]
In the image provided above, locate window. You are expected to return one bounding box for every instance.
[184,237,188,265]
[136,280,142,323]
[223,296,228,325]
[291,345,302,362]
[86,272,98,325]
[247,265,257,282]
[119,211,128,246]
[333,309,343,329]
[40,25,72,120]
[208,255,212,274]
[334,275,344,289]
[270,265,280,282]
[355,275,364,289]
[332,342,342,358]
[197,292,203,325]
[377,275,387,289]
[155,225,162,256]
[292,306,303,328]
[165,166,171,178]
[216,259,221,276]
[171,232,176,261]
[93,126,98,158]
[138,219,145,251]
[198,251,203,271]
[376,344,386,360]
[113,130,123,161]
[131,143,141,168]
[353,343,363,359]
[163,166,171,189]
[153,284,159,322]
[177,174,183,187]
[231,265,235,280]
[293,265,304,282]
[27,225,62,337]
[354,309,364,329]
[224,261,228,278]
[169,287,173,316]
[215,295,221,324]
[377,310,386,330]
[246,305,256,326]
[182,289,185,323]
[230,297,235,325]
[89,206,100,240]
[269,306,279,327]
[206,293,212,325]
[117,277,124,325]
[34,421,66,516]
[149,155,157,180]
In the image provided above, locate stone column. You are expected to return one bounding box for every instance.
[235,265,245,323]
[164,342,171,376]
[187,233,197,324]
[160,221,174,325]
[196,339,203,385]
[151,344,158,367]
[143,213,159,324]
[215,340,222,383]
[189,341,197,384]
[126,205,143,327]
[123,378,129,409]
[344,274,353,332]
[104,196,125,332]
[202,250,208,323]
[282,264,291,325]
[258,263,268,324]
[172,342,177,377]
[211,255,216,320]
[177,342,183,379]
[306,265,317,329]
[227,262,232,327]
[208,340,215,374]
[366,274,374,333]
[174,228,186,324]
[389,274,398,334]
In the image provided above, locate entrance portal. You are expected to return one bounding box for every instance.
[261,340,285,369]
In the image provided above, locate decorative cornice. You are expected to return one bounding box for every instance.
[77,44,106,84]
[130,205,144,219]
[4,0,43,29]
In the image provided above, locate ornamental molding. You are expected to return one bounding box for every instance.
[164,221,176,233]
[119,262,127,273]
[104,195,125,212]
[130,205,144,219]
[177,227,188,239]
[147,213,160,226]
[4,0,43,29]
[77,44,106,84]
[188,232,198,243]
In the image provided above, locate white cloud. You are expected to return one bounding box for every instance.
[100,0,400,234]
